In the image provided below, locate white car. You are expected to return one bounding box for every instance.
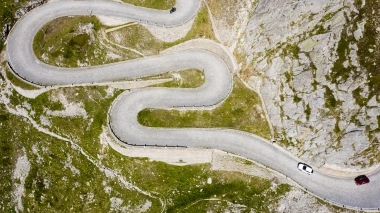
[297,163,313,175]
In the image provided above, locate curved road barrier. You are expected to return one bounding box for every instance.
[6,0,380,210]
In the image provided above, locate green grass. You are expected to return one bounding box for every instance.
[355,0,380,99]
[179,199,232,213]
[281,43,301,59]
[0,105,18,212]
[7,113,159,212]
[304,103,311,121]
[164,5,216,47]
[3,78,356,212]
[346,0,380,166]
[4,85,162,212]
[37,86,123,158]
[33,16,110,68]
[293,95,302,104]
[323,85,340,110]
[175,183,289,212]
[138,76,271,139]
[328,0,380,102]
[122,0,175,10]
[34,4,215,68]
[328,25,355,84]
[103,149,291,212]
[28,92,65,119]
[352,87,367,106]
[5,83,288,212]
[0,0,31,51]
[109,5,216,54]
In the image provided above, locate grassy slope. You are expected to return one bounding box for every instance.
[0,0,30,50]
[122,0,175,10]
[2,82,355,212]
[0,105,17,212]
[33,16,111,68]
[138,76,271,139]
[112,5,216,51]
[1,105,160,212]
[146,69,205,88]
[4,84,289,212]
[33,5,215,68]
[1,0,174,52]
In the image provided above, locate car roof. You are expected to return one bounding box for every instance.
[355,175,367,179]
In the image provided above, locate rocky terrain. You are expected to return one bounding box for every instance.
[237,0,380,168]
[1,0,47,49]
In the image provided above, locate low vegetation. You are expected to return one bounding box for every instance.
[2,81,290,212]
[108,5,215,53]
[33,4,215,68]
[33,16,112,67]
[355,0,380,99]
[122,0,175,10]
[0,105,18,211]
[138,76,271,139]
[2,104,159,212]
[0,0,33,50]
[104,149,293,212]
[143,69,205,88]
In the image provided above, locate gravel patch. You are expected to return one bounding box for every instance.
[12,150,30,213]
[39,115,51,127]
[63,154,81,176]
[274,189,330,213]
[139,200,152,212]
[97,15,130,26]
[110,197,128,212]
[211,150,291,185]
[47,93,88,118]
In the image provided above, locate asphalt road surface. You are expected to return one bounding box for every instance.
[6,0,380,210]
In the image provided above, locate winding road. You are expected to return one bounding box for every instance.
[6,0,380,210]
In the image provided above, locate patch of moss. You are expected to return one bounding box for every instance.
[334,119,340,134]
[304,103,311,121]
[279,94,284,102]
[352,87,367,106]
[28,92,65,119]
[284,72,291,83]
[293,95,302,104]
[311,80,318,91]
[328,12,358,84]
[323,85,340,109]
[282,43,300,59]
[321,12,337,22]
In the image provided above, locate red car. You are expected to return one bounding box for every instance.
[355,175,370,185]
